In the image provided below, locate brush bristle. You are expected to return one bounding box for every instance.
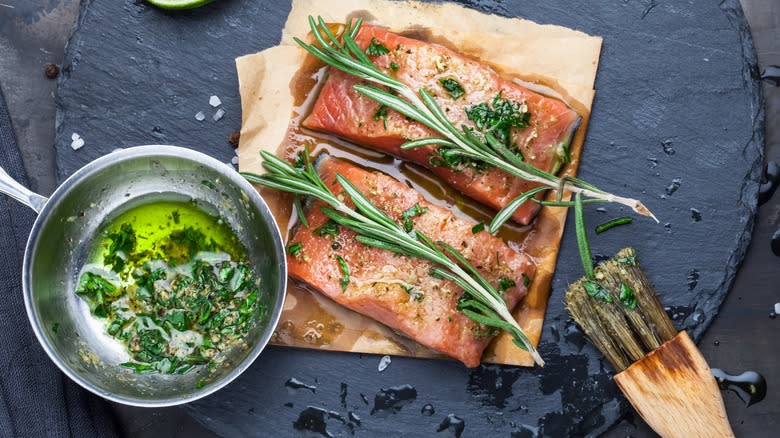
[564,248,677,372]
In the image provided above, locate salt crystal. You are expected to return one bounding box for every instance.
[71,137,85,150]
[71,132,80,141]
[775,302,780,315]
[213,108,225,121]
[209,95,222,107]
[377,355,391,372]
[195,111,206,121]
[231,156,239,165]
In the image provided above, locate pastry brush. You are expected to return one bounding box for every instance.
[565,247,734,438]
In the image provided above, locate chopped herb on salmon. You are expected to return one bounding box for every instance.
[365,37,389,56]
[438,77,465,100]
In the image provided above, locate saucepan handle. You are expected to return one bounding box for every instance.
[0,165,48,214]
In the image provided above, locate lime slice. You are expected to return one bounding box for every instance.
[145,0,216,10]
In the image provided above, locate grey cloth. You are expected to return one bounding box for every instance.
[0,88,118,437]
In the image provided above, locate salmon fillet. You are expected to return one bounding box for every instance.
[286,157,536,367]
[303,23,581,225]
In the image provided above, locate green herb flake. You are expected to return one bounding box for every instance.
[430,146,490,172]
[52,322,59,333]
[373,104,388,129]
[335,255,350,291]
[197,379,206,389]
[522,273,531,287]
[471,222,485,234]
[465,91,531,148]
[168,227,218,262]
[401,203,428,232]
[201,180,215,189]
[438,77,465,100]
[104,223,136,272]
[75,272,120,317]
[583,281,612,303]
[107,315,129,336]
[619,283,637,309]
[389,61,400,70]
[171,210,180,224]
[559,143,571,164]
[365,37,390,56]
[428,155,447,168]
[314,219,340,238]
[498,277,516,293]
[286,242,303,257]
[614,256,637,266]
[595,217,633,234]
[120,362,156,374]
[294,152,306,170]
[401,284,424,302]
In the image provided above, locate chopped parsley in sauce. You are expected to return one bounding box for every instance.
[75,200,262,376]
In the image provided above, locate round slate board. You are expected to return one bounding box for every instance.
[54,0,763,436]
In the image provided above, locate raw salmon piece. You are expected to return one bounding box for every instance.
[303,23,581,225]
[286,156,536,367]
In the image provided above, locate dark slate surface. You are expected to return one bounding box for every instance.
[54,0,764,436]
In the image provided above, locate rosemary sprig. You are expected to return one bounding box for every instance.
[242,149,545,366]
[293,16,657,235]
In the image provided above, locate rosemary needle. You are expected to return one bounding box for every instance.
[595,217,633,234]
[242,149,545,366]
[575,192,594,280]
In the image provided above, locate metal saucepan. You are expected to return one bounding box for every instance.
[0,145,286,407]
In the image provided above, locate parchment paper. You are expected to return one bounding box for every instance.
[236,0,602,366]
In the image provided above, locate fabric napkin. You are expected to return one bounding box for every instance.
[0,88,117,437]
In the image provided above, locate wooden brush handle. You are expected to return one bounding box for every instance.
[613,331,734,438]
